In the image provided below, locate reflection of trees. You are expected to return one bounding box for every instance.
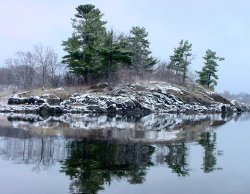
[165,142,190,176]
[60,140,154,194]
[0,127,68,171]
[0,112,230,194]
[199,132,221,173]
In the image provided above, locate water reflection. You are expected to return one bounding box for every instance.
[0,113,248,194]
[165,142,190,176]
[61,140,154,194]
[199,132,219,173]
[4,113,237,143]
[0,135,68,171]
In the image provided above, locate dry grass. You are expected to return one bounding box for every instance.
[0,89,13,105]
[32,86,89,100]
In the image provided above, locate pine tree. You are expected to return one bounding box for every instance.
[129,26,157,74]
[62,4,107,83]
[196,49,225,90]
[62,34,83,75]
[98,29,132,84]
[169,40,192,84]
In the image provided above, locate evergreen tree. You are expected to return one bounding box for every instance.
[99,30,132,84]
[169,40,192,84]
[129,26,157,74]
[196,49,224,90]
[62,4,107,83]
[62,33,83,76]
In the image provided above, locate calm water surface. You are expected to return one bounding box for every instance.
[0,113,249,194]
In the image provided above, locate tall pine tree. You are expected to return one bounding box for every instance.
[62,33,83,77]
[196,49,224,90]
[129,26,157,74]
[62,4,107,83]
[169,40,192,84]
[99,29,132,85]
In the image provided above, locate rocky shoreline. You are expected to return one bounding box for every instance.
[0,82,249,116]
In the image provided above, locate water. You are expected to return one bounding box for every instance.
[0,113,249,194]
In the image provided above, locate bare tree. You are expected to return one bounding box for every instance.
[33,43,51,88]
[46,48,61,87]
[0,67,12,86]
[34,44,63,88]
[3,43,63,89]
[153,61,181,84]
[5,52,37,89]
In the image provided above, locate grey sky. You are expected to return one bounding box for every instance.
[0,0,249,93]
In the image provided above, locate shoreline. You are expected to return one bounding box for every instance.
[0,82,249,117]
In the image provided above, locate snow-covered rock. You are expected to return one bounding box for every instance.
[1,82,249,116]
[8,96,45,105]
[41,94,62,105]
[39,103,63,116]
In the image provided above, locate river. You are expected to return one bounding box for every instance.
[0,113,249,194]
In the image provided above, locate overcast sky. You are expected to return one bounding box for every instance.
[0,0,249,93]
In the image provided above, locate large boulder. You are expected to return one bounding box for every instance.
[231,100,250,112]
[221,104,234,113]
[8,98,21,105]
[38,103,63,116]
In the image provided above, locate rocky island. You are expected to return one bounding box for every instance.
[0,82,249,117]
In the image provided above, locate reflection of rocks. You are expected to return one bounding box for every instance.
[209,120,226,126]
[7,114,43,123]
[4,113,241,143]
[0,112,245,193]
[0,128,222,193]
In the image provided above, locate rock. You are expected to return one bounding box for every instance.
[41,94,61,105]
[230,100,250,112]
[86,105,107,113]
[132,99,142,108]
[124,100,135,108]
[3,82,250,116]
[38,103,63,116]
[8,97,45,105]
[38,103,51,115]
[27,97,45,105]
[221,105,226,113]
[111,89,125,96]
[53,106,64,114]
[107,104,116,113]
[8,98,20,105]
[116,103,124,109]
[221,104,234,113]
